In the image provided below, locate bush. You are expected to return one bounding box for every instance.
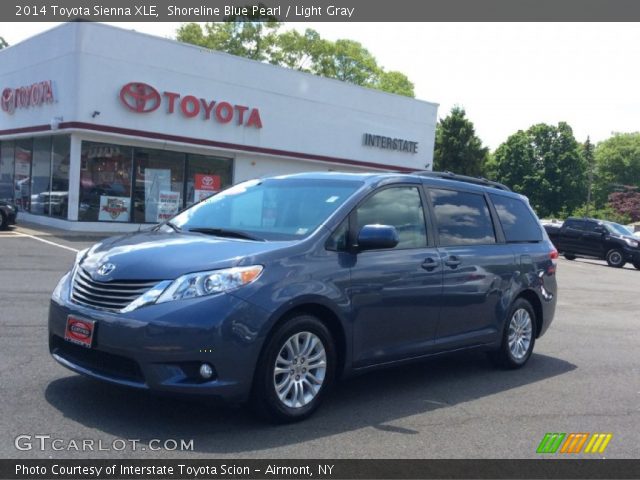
[571,203,631,224]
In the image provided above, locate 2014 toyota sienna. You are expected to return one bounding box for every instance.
[49,171,558,422]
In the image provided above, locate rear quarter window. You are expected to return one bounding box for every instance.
[429,189,496,246]
[490,194,543,243]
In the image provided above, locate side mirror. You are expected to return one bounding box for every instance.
[357,224,399,251]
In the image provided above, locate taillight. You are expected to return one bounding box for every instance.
[548,248,558,274]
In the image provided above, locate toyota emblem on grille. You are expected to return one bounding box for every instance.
[97,263,116,276]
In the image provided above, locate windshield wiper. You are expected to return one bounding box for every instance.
[165,221,182,232]
[155,221,181,232]
[188,227,264,241]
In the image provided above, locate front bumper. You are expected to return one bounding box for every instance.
[48,291,270,403]
[622,247,640,264]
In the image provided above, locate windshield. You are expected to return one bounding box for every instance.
[604,222,633,236]
[170,177,363,240]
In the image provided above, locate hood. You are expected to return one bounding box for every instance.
[80,231,296,281]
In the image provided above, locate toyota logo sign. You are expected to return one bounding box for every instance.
[1,80,55,115]
[119,82,161,113]
[201,176,214,187]
[118,81,263,128]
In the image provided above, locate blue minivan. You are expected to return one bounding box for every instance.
[49,172,558,422]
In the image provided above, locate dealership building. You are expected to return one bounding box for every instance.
[0,22,437,231]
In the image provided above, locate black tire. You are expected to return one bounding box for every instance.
[251,314,336,423]
[564,253,576,260]
[488,298,536,369]
[0,211,7,230]
[633,262,640,270]
[606,249,625,268]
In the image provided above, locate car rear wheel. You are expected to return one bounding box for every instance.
[564,253,576,260]
[633,262,640,270]
[0,211,6,230]
[606,249,625,268]
[251,314,335,423]
[489,298,536,369]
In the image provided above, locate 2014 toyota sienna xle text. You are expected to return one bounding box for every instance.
[49,172,558,422]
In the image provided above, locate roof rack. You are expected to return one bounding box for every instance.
[412,171,512,192]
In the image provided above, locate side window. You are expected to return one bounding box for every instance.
[585,222,605,233]
[430,189,496,246]
[565,219,584,230]
[355,187,427,249]
[490,194,543,243]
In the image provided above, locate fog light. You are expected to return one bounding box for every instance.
[199,363,214,379]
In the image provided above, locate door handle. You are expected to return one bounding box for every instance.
[421,257,438,271]
[444,256,461,268]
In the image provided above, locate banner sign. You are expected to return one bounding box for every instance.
[194,174,220,202]
[144,168,170,223]
[156,190,181,222]
[98,196,130,222]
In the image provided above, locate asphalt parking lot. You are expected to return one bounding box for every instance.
[1,225,639,459]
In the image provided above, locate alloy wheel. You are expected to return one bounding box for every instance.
[508,308,532,360]
[273,331,327,408]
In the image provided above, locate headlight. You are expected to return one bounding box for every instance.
[155,265,263,304]
[51,271,70,304]
[624,238,639,248]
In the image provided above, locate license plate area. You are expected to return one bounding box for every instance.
[64,316,96,348]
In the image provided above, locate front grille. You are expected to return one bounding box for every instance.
[71,267,158,312]
[51,335,145,384]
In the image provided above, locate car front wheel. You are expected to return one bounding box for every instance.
[564,253,576,260]
[606,249,625,268]
[489,298,536,369]
[0,212,6,230]
[252,314,335,423]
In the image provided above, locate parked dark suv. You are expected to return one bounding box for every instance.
[545,217,640,269]
[49,172,557,422]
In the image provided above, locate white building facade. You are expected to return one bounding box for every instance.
[0,22,437,231]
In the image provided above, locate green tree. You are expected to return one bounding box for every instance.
[492,122,587,218]
[433,106,488,177]
[592,132,640,206]
[268,28,326,71]
[375,70,415,98]
[0,37,8,49]
[312,39,379,87]
[176,20,280,62]
[176,22,414,97]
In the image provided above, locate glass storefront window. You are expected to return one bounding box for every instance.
[30,137,52,216]
[133,149,185,223]
[0,141,15,203]
[14,139,32,211]
[77,140,232,223]
[79,142,133,222]
[51,136,70,219]
[186,154,233,207]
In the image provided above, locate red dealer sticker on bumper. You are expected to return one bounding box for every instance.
[64,316,96,348]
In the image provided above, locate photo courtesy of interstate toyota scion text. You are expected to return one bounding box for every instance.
[49,171,558,422]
